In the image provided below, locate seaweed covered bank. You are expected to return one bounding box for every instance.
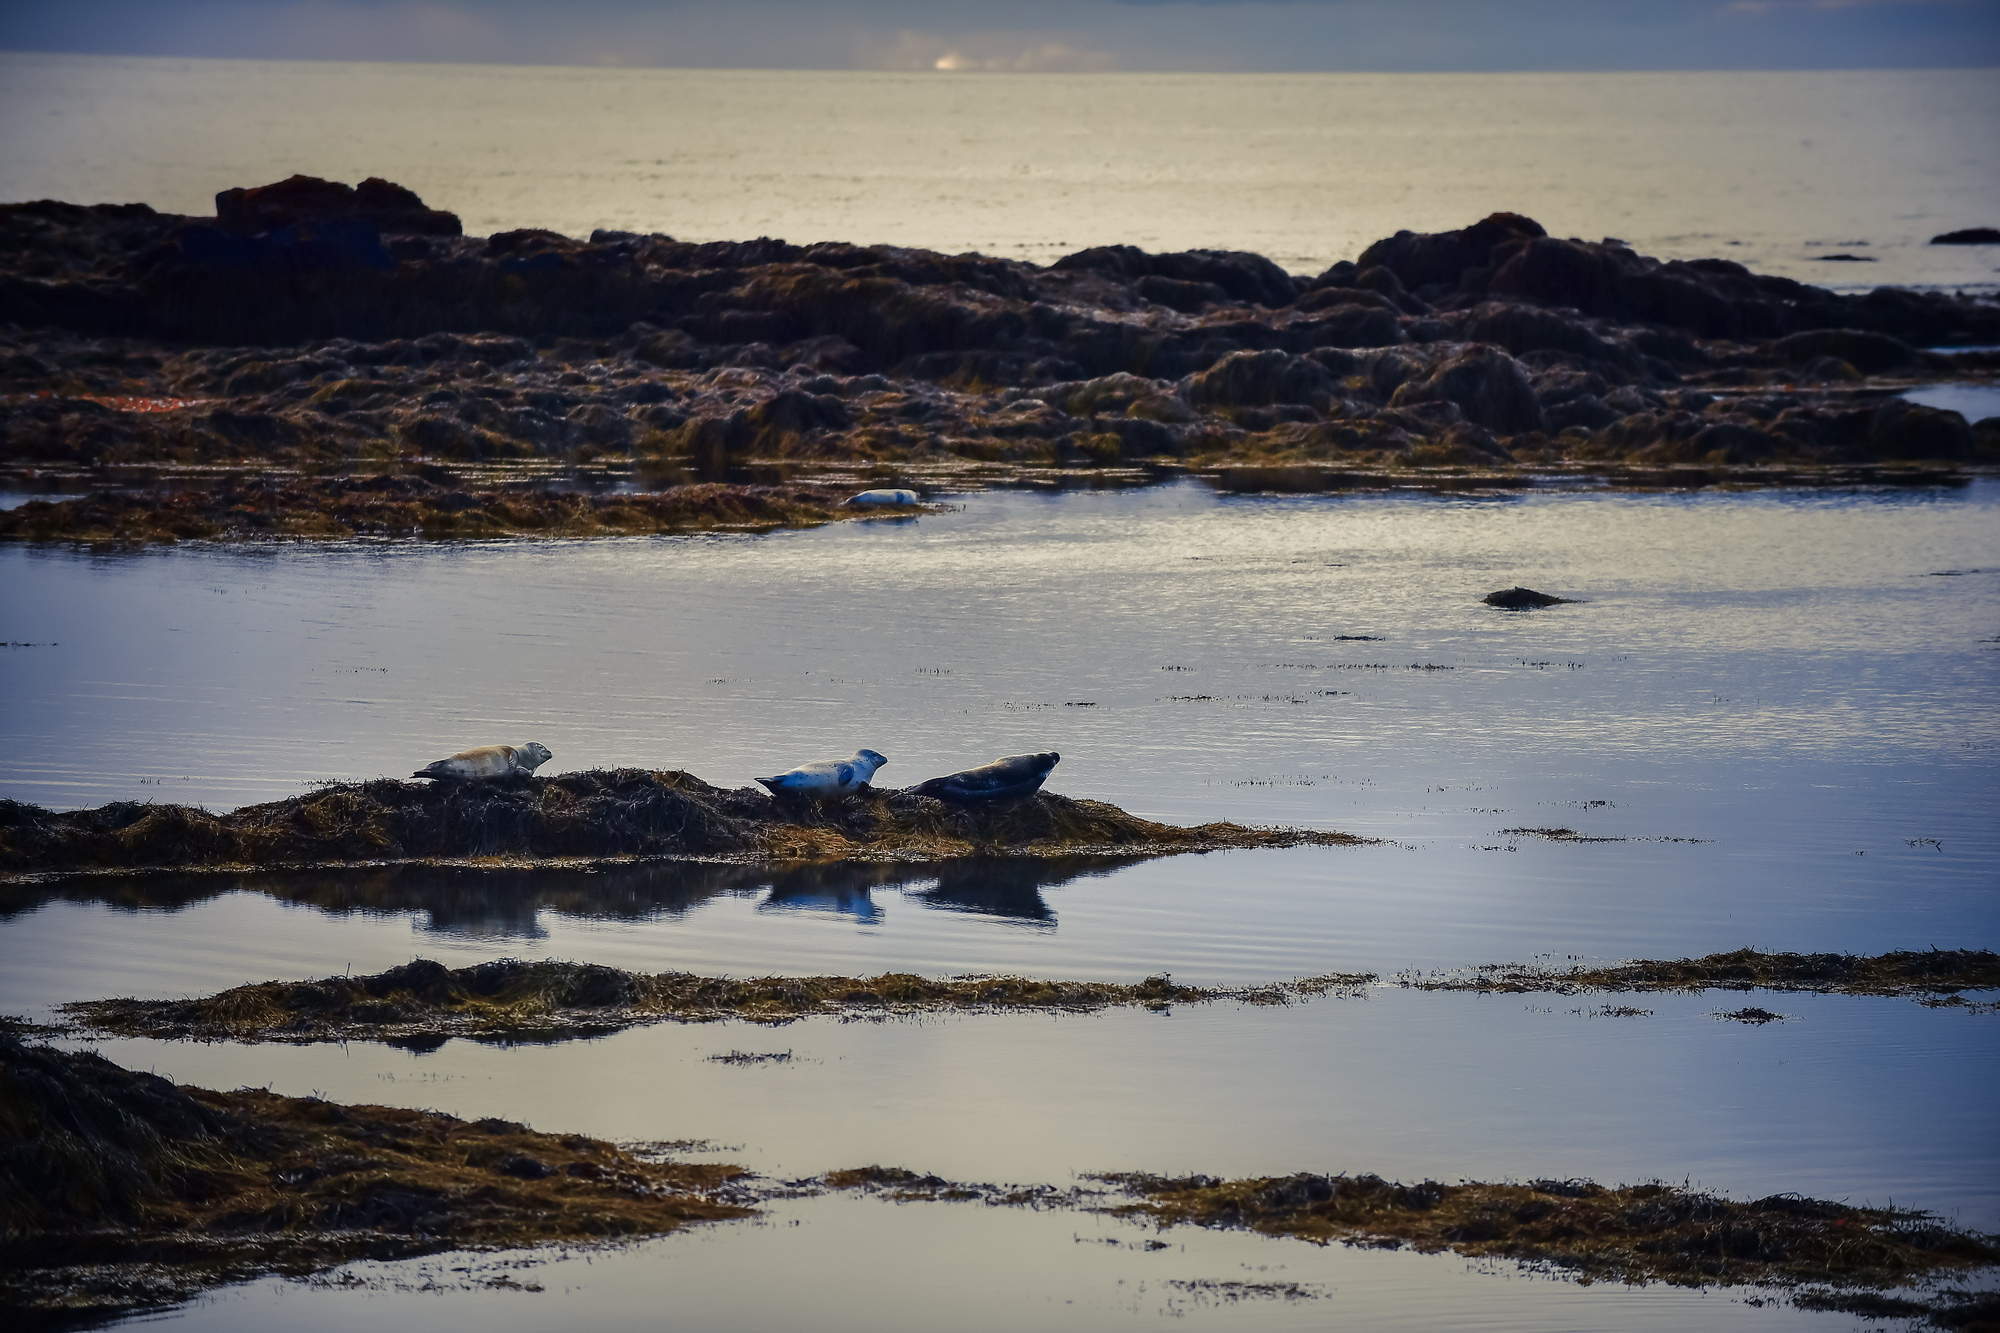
[59,958,1376,1045]
[1398,947,2000,1003]
[1100,1171,2000,1328]
[0,1033,752,1324]
[6,1035,1996,1327]
[4,176,1998,546]
[0,770,1368,877]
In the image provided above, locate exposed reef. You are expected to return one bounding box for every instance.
[58,958,1375,1046]
[0,770,1368,878]
[1397,947,2000,1001]
[1101,1171,2000,1328]
[0,1033,751,1325]
[6,1028,1995,1326]
[4,180,1997,546]
[0,475,914,544]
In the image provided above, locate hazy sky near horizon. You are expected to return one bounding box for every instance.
[4,0,1997,72]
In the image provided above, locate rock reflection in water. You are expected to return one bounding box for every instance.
[0,854,1155,941]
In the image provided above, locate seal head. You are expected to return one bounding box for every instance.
[756,748,888,798]
[414,742,553,781]
[906,752,1059,804]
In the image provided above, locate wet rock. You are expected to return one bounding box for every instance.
[1796,355,1862,383]
[1357,212,1547,293]
[1354,265,1429,315]
[216,174,461,237]
[1357,347,1432,399]
[1182,349,1338,409]
[1691,421,1782,463]
[1389,344,1545,434]
[1053,244,1298,308]
[1544,394,1621,432]
[1930,228,2000,245]
[1135,274,1227,312]
[173,217,395,276]
[1452,302,1626,365]
[1766,329,1920,375]
[1869,399,1974,460]
[1295,286,1397,315]
[1483,587,1575,608]
[1299,303,1407,348]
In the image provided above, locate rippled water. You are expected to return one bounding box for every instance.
[147,1190,1840,1333]
[3,483,1998,1325]
[4,54,1998,290]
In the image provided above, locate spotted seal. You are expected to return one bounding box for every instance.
[846,489,920,506]
[905,752,1059,804]
[413,742,553,781]
[756,748,887,798]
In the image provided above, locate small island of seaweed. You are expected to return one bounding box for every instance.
[0,769,1369,878]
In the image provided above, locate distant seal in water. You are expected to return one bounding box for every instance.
[1482,586,1575,608]
[906,752,1059,804]
[413,742,553,781]
[756,748,888,798]
[846,489,919,506]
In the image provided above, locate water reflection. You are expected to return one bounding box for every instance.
[0,854,1156,941]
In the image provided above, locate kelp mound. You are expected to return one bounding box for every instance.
[1399,947,2000,1000]
[0,770,1367,876]
[0,475,900,545]
[61,958,1375,1045]
[1105,1172,2000,1326]
[0,1034,750,1323]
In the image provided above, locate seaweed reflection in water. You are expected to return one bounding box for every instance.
[0,854,1154,937]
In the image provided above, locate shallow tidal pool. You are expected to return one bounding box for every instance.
[3,479,1997,1326]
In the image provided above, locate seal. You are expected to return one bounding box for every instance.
[905,752,1059,804]
[756,748,888,798]
[846,489,919,506]
[413,742,553,781]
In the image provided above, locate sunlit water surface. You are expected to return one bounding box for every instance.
[3,54,1998,289]
[2,483,1997,1325]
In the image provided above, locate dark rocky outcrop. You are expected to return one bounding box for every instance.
[1389,344,1545,434]
[1931,228,2000,245]
[2,180,1994,518]
[1483,587,1574,608]
[0,771,1366,876]
[215,173,462,237]
[0,1035,748,1321]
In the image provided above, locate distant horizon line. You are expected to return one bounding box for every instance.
[4,47,1994,76]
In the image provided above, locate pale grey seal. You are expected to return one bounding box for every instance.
[846,489,919,506]
[413,742,553,781]
[756,749,888,798]
[906,752,1059,803]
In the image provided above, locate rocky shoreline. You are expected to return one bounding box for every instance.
[5,1032,1995,1326]
[4,176,1997,545]
[0,1032,753,1325]
[57,958,1374,1045]
[0,770,1368,878]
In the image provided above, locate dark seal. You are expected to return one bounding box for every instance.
[905,752,1060,803]
[1482,586,1575,608]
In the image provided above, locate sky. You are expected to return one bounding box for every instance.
[2,0,1997,71]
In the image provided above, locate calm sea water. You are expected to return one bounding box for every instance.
[2,54,1997,289]
[4,57,2000,1323]
[3,483,1997,1228]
